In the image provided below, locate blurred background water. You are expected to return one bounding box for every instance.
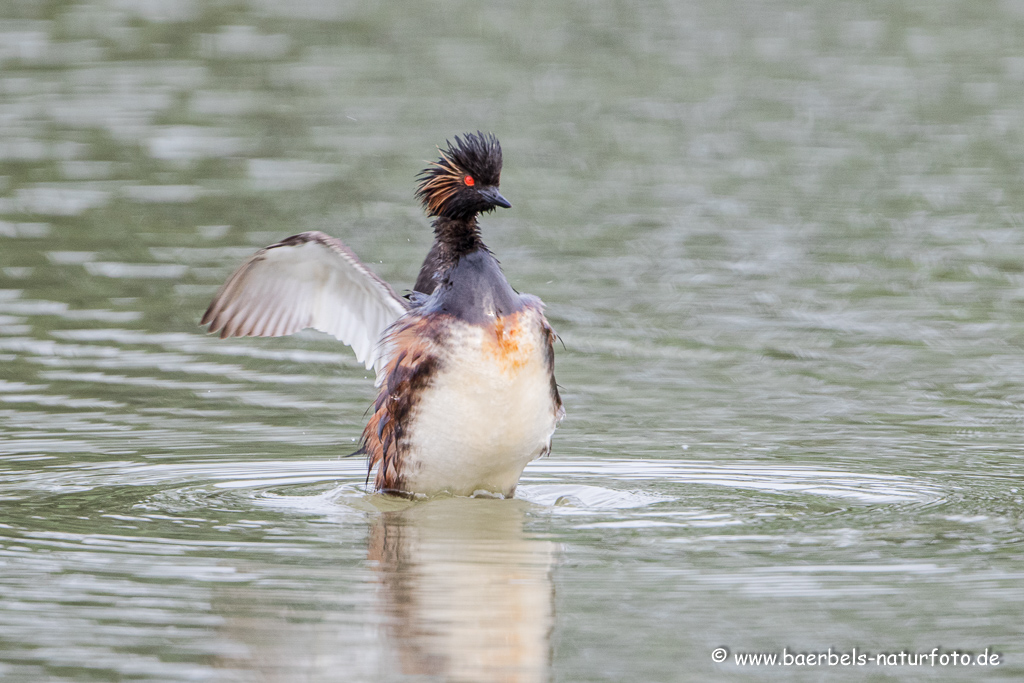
[1,0,1024,680]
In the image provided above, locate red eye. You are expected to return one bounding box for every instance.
[464,175,475,186]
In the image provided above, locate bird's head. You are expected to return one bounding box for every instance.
[416,132,511,220]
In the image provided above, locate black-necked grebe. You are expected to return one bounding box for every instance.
[202,132,563,497]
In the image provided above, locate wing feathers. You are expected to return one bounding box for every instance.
[202,231,409,374]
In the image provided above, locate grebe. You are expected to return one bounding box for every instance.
[202,132,563,497]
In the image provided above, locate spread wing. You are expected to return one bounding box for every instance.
[201,231,409,374]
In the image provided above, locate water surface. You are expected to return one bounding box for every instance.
[2,0,1024,681]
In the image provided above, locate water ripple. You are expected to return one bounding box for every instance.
[0,457,946,522]
[523,458,945,505]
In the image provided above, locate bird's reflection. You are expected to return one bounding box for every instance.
[369,497,556,683]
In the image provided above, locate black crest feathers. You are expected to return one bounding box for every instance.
[415,132,504,219]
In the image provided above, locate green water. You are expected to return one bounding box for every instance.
[2,1,1024,680]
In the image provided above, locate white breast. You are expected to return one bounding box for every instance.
[400,310,559,497]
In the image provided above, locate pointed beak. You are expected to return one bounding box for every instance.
[480,186,512,209]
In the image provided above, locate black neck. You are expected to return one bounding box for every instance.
[412,216,488,295]
[433,216,484,258]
